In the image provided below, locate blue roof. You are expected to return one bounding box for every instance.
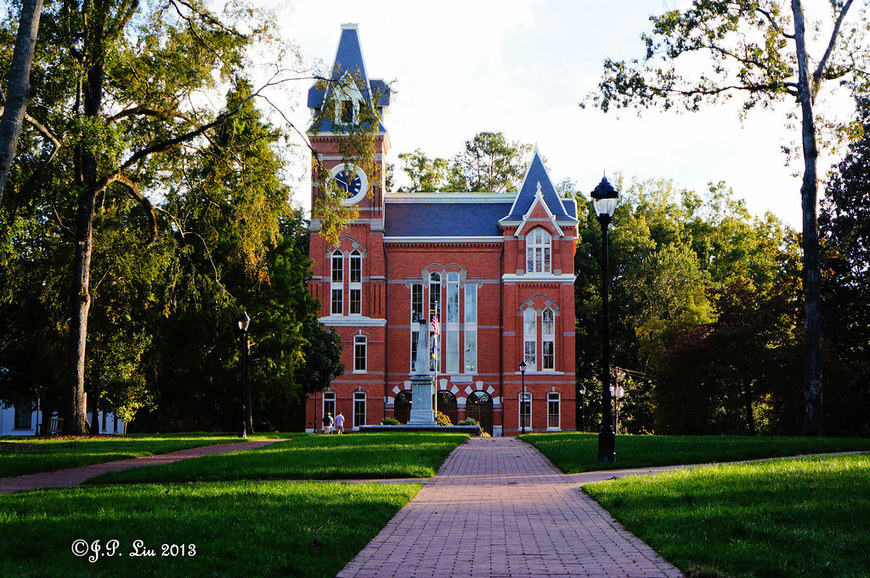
[385,202,514,237]
[503,150,575,222]
[307,25,391,113]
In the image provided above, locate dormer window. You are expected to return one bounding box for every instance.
[526,228,552,274]
[341,100,354,124]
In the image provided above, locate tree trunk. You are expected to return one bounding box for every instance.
[791,0,824,436]
[65,26,105,434]
[0,0,43,202]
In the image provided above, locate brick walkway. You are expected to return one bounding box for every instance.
[339,437,682,578]
[0,439,281,494]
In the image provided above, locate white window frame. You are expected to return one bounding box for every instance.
[353,335,367,373]
[526,228,552,274]
[519,392,532,431]
[428,272,441,373]
[331,250,344,316]
[523,308,537,370]
[410,283,423,372]
[349,250,362,316]
[464,283,478,373]
[323,391,336,423]
[445,272,460,373]
[542,308,556,371]
[547,392,561,431]
[353,391,366,429]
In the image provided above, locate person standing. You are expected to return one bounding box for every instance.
[334,411,345,434]
[322,412,333,434]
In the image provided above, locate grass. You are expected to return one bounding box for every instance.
[86,432,470,485]
[583,453,870,577]
[0,433,285,478]
[521,432,870,474]
[0,480,421,577]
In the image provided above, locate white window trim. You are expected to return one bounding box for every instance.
[331,250,344,316]
[547,392,561,431]
[353,335,367,373]
[353,391,366,430]
[542,308,556,372]
[519,392,532,431]
[349,250,362,316]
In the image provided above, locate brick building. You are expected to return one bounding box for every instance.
[305,24,578,435]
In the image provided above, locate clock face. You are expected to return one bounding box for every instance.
[330,163,368,205]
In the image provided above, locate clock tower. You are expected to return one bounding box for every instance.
[306,23,391,428]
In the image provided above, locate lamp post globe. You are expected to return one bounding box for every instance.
[591,176,618,463]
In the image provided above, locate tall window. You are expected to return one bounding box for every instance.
[410,283,423,372]
[547,392,561,430]
[353,335,367,372]
[331,250,343,315]
[445,272,460,373]
[523,308,537,369]
[526,228,552,273]
[353,392,366,428]
[519,392,532,431]
[429,272,441,372]
[542,308,555,371]
[323,391,336,425]
[464,283,477,373]
[349,250,362,315]
[341,99,354,123]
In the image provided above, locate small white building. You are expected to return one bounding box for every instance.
[0,403,126,436]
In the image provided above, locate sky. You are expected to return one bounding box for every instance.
[267,0,850,228]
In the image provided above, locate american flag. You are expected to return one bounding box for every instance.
[430,313,440,336]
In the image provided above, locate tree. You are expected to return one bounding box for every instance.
[588,0,866,435]
[451,131,532,192]
[0,0,43,201]
[820,94,870,436]
[2,0,292,433]
[395,132,533,193]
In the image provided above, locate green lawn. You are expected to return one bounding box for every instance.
[0,433,281,478]
[583,453,870,577]
[521,432,870,473]
[0,480,420,577]
[87,432,470,484]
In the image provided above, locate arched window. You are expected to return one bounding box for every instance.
[523,308,537,369]
[429,272,441,372]
[330,250,344,315]
[349,250,362,315]
[542,308,555,371]
[526,228,552,273]
[446,272,460,373]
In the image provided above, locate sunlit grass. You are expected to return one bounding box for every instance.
[583,453,870,577]
[521,432,870,474]
[87,432,470,484]
[0,480,420,577]
[0,433,286,478]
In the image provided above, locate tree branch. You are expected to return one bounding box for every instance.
[812,0,853,99]
[109,173,158,246]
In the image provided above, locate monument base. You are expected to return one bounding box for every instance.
[406,375,435,425]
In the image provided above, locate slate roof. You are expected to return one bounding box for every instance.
[384,201,514,238]
[307,24,390,133]
[502,150,577,222]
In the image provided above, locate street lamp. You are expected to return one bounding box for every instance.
[578,384,586,432]
[237,311,251,439]
[519,359,527,434]
[610,381,624,433]
[591,176,618,463]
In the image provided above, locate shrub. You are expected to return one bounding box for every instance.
[381,417,400,425]
[435,411,452,426]
[457,418,477,426]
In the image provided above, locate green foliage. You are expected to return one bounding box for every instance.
[396,131,532,192]
[575,177,801,434]
[381,417,400,425]
[820,94,870,437]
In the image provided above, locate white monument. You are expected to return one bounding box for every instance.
[406,314,436,425]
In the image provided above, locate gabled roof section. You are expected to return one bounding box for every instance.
[501,148,576,224]
[307,24,391,126]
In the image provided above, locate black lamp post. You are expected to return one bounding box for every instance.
[237,311,251,439]
[591,176,618,463]
[519,360,527,434]
[578,384,586,432]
